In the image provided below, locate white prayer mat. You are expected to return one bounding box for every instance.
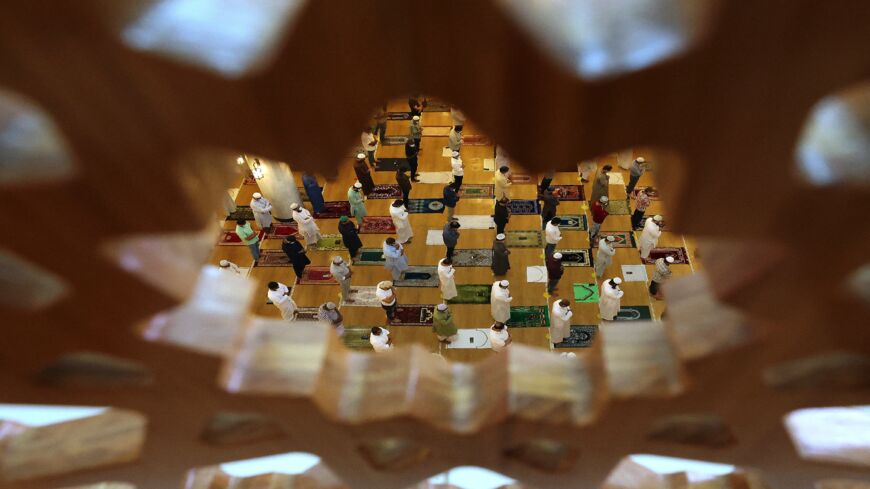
[342,286,380,307]
[483,158,495,171]
[526,266,548,283]
[455,215,496,229]
[621,264,648,282]
[426,229,445,245]
[442,147,453,157]
[447,328,493,349]
[417,171,453,184]
[609,172,625,185]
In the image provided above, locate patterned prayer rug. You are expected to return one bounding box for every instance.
[255,250,291,267]
[359,216,397,234]
[298,266,337,285]
[557,215,588,231]
[390,304,435,326]
[454,215,495,229]
[615,306,653,321]
[641,247,690,265]
[560,249,592,267]
[629,186,660,200]
[395,266,440,287]
[341,329,373,350]
[295,308,320,321]
[511,173,534,183]
[554,325,597,348]
[452,249,493,267]
[608,172,625,185]
[375,158,409,172]
[526,266,547,283]
[226,206,254,221]
[342,286,380,307]
[352,249,386,265]
[508,200,540,215]
[243,177,257,185]
[382,135,409,146]
[552,185,585,201]
[315,234,346,251]
[447,285,492,304]
[446,329,492,349]
[407,198,445,214]
[621,264,648,282]
[313,201,351,219]
[369,184,402,199]
[605,199,631,215]
[505,230,543,248]
[463,134,493,146]
[573,283,600,303]
[508,306,550,327]
[591,231,636,248]
[386,112,412,120]
[458,184,494,199]
[417,171,452,184]
[218,229,265,245]
[264,223,298,239]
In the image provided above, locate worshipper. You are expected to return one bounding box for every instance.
[626,157,646,194]
[318,302,344,336]
[448,125,463,152]
[550,299,573,346]
[490,280,512,323]
[235,219,260,261]
[281,235,311,279]
[546,252,564,294]
[489,322,512,353]
[433,303,459,343]
[409,115,423,151]
[590,165,612,203]
[408,94,425,116]
[373,104,388,142]
[442,219,461,260]
[389,199,414,244]
[396,167,413,204]
[290,202,322,248]
[494,197,511,235]
[218,259,241,275]
[361,128,378,167]
[594,235,617,278]
[301,172,324,213]
[544,217,562,257]
[353,153,375,196]
[450,151,464,190]
[376,281,398,322]
[649,256,675,299]
[579,160,597,183]
[539,186,560,230]
[539,170,554,193]
[438,258,458,301]
[250,192,273,230]
[590,196,609,243]
[495,166,512,200]
[495,144,510,169]
[383,237,409,281]
[631,186,652,230]
[450,106,466,126]
[491,233,511,276]
[639,215,663,259]
[338,216,363,258]
[370,326,393,352]
[599,277,624,321]
[267,281,297,320]
[443,183,460,222]
[405,139,420,181]
[330,256,353,303]
[347,182,367,226]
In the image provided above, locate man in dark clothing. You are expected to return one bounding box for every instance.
[539,186,560,230]
[337,216,363,258]
[546,252,564,294]
[442,220,461,259]
[405,139,420,182]
[396,167,413,204]
[281,235,311,279]
[539,170,555,193]
[443,184,460,222]
[494,198,511,235]
[408,95,426,117]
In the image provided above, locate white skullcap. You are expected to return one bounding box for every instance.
[378,281,392,289]
[333,256,343,264]
[290,203,299,210]
[560,352,577,359]
[437,303,448,311]
[356,152,366,159]
[353,182,362,188]
[499,280,509,287]
[606,235,616,242]
[613,277,623,284]
[553,252,563,259]
[412,115,420,121]
[452,151,460,158]
[600,196,609,203]
[219,260,230,267]
[665,256,676,263]
[495,233,506,240]
[653,215,663,222]
[636,157,645,163]
[252,192,262,199]
[325,301,336,309]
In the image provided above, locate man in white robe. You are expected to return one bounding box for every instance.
[489,322,512,353]
[250,192,273,230]
[639,215,663,259]
[550,299,573,345]
[267,281,297,321]
[438,258,458,301]
[290,202,322,248]
[382,238,408,281]
[594,235,617,278]
[389,200,414,244]
[599,277,624,321]
[490,279,512,323]
[544,217,562,257]
[330,256,353,302]
[218,259,242,275]
[369,326,392,352]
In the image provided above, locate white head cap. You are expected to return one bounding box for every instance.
[613,277,623,285]
[452,151,460,158]
[353,182,362,189]
[653,215,663,222]
[636,157,645,163]
[325,301,336,309]
[219,259,230,267]
[290,203,300,210]
[378,280,392,289]
[553,252,563,259]
[412,115,420,121]
[665,256,676,263]
[333,256,343,264]
[560,352,578,359]
[606,235,616,242]
[356,152,366,159]
[600,196,609,203]
[252,192,262,199]
[437,303,448,311]
[495,233,506,240]
[499,280,510,288]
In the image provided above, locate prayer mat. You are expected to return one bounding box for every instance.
[255,250,291,267]
[511,173,534,183]
[557,215,588,231]
[359,216,396,234]
[313,201,351,219]
[341,329,373,350]
[342,286,380,307]
[463,135,493,146]
[218,229,265,245]
[395,266,439,287]
[505,230,543,248]
[423,101,451,112]
[483,158,495,171]
[407,198,445,214]
[352,249,385,265]
[526,266,547,283]
[382,135,409,146]
[554,326,597,349]
[552,185,585,201]
[606,199,631,215]
[264,223,298,239]
[441,147,454,157]
[621,264,648,282]
[315,234,346,251]
[447,285,492,304]
[561,249,592,268]
[573,283,600,303]
[508,200,541,215]
[295,308,319,321]
[426,229,445,246]
[416,171,452,184]
[591,231,636,248]
[446,329,492,349]
[615,306,653,321]
[243,176,258,185]
[642,247,690,265]
[390,304,435,326]
[386,112,412,120]
[375,158,409,172]
[458,184,494,199]
[608,172,625,185]
[226,206,254,221]
[629,186,660,200]
[452,249,493,267]
[508,306,549,327]
[369,184,402,199]
[454,215,495,229]
[298,266,337,285]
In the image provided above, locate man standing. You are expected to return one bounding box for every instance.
[590,165,612,203]
[432,303,458,344]
[631,186,652,230]
[396,167,413,204]
[494,198,511,235]
[443,183,460,222]
[376,281,398,322]
[338,216,363,258]
[389,199,414,244]
[408,95,425,117]
[383,237,409,281]
[595,235,617,278]
[599,277,624,321]
[250,192,273,230]
[639,215,663,259]
[490,280,512,323]
[539,186,560,230]
[361,128,378,167]
[579,160,597,183]
[495,166,512,201]
[590,195,609,243]
[347,182,367,226]
[330,256,353,303]
[235,219,260,261]
[405,139,420,181]
[317,302,344,336]
[489,322,512,353]
[546,252,564,294]
[353,153,375,196]
[442,219,461,260]
[409,115,423,151]
[369,326,393,352]
[450,150,464,190]
[544,217,562,257]
[290,203,322,248]
[267,281,297,321]
[448,125,463,153]
[302,172,324,214]
[626,157,646,195]
[649,255,675,299]
[550,299,573,346]
[281,235,311,280]
[491,233,511,276]
[438,258,458,301]
[373,105,388,142]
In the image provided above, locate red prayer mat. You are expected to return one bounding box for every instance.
[218,229,265,245]
[551,184,585,201]
[369,184,402,199]
[389,304,435,326]
[264,223,298,239]
[298,266,338,285]
[641,247,690,265]
[359,216,397,234]
[313,201,351,219]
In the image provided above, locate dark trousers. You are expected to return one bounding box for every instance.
[446,246,455,259]
[626,174,640,194]
[649,281,660,295]
[545,243,556,257]
[408,157,419,179]
[539,177,553,192]
[413,137,421,151]
[382,302,397,320]
[375,122,387,141]
[293,264,306,279]
[452,175,463,190]
[347,245,361,258]
[631,209,645,229]
[401,189,411,204]
[366,150,377,166]
[547,278,560,293]
[496,222,506,235]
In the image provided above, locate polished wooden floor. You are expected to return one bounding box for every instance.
[209,99,700,362]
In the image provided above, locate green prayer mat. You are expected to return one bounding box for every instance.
[341,329,373,350]
[606,199,631,215]
[315,234,346,250]
[573,283,600,303]
[505,230,543,248]
[352,249,386,265]
[615,306,653,321]
[508,306,549,327]
[447,285,492,304]
[553,325,597,348]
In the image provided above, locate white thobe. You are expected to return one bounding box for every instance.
[382,243,408,281]
[250,197,273,229]
[550,303,573,344]
[267,283,297,320]
[599,282,624,320]
[438,262,458,300]
[370,328,392,352]
[489,326,510,352]
[490,282,512,323]
[594,238,616,278]
[639,218,662,259]
[579,160,597,180]
[545,222,562,245]
[292,208,322,245]
[389,204,414,243]
[451,157,464,177]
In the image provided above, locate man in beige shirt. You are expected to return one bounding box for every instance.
[495,166,512,200]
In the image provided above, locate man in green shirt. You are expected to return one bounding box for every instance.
[432,303,458,343]
[235,219,260,261]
